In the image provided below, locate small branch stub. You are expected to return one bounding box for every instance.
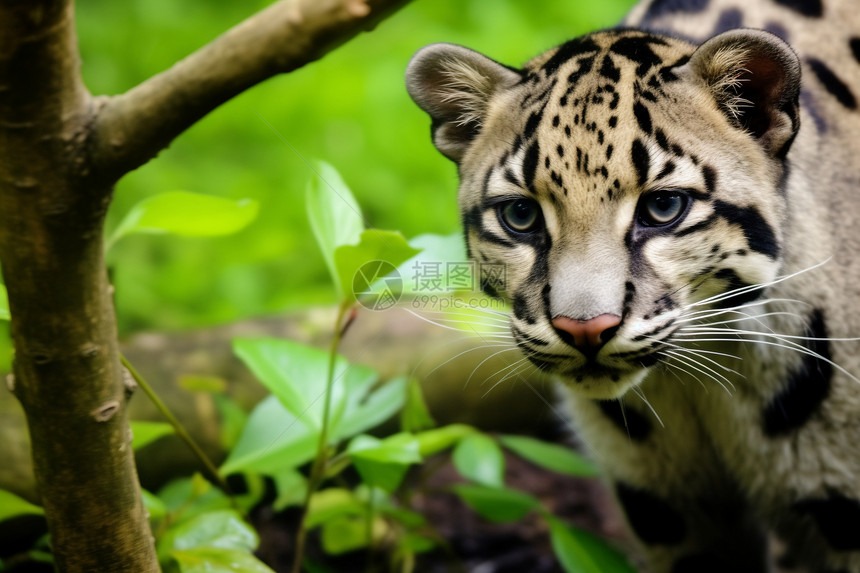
[91,400,120,423]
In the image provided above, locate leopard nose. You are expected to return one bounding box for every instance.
[551,314,622,353]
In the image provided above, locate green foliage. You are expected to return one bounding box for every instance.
[107,191,259,250]
[0,284,8,321]
[499,434,599,478]
[452,432,505,488]
[452,484,539,523]
[400,378,436,432]
[130,420,175,450]
[0,490,44,521]
[347,433,421,493]
[66,0,636,335]
[545,514,637,573]
[306,161,365,299]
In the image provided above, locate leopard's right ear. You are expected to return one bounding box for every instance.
[406,43,521,162]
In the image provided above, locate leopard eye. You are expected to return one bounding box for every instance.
[499,198,542,233]
[638,191,689,227]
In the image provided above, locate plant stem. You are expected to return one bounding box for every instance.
[120,354,233,496]
[291,303,351,573]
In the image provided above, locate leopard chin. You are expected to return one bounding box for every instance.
[555,366,649,400]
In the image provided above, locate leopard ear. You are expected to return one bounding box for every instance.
[686,29,801,158]
[406,43,521,162]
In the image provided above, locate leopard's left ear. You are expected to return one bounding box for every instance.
[685,29,801,158]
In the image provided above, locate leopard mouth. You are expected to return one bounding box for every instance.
[524,351,653,399]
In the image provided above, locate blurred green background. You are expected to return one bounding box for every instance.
[1,0,637,360]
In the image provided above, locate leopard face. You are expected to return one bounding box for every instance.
[407,29,800,399]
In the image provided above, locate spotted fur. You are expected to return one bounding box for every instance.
[406,0,860,571]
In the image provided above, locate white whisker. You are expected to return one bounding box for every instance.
[688,258,831,309]
[664,350,735,394]
[671,334,860,385]
[631,386,664,428]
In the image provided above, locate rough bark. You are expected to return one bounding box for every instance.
[0,0,410,570]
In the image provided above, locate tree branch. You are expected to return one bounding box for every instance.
[89,0,411,184]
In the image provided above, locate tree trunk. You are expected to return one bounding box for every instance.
[0,0,410,570]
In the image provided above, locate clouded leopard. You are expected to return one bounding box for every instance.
[405,0,860,571]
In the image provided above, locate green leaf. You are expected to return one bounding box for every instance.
[398,532,437,554]
[0,284,8,321]
[399,233,468,296]
[158,509,257,562]
[347,433,421,493]
[142,488,167,522]
[306,161,364,298]
[305,488,366,530]
[232,338,378,433]
[171,548,275,573]
[213,393,248,452]
[414,424,476,457]
[334,229,420,305]
[130,420,174,450]
[453,432,505,487]
[400,378,436,433]
[272,469,307,512]
[0,490,43,521]
[107,191,259,249]
[500,435,599,478]
[320,515,372,555]
[545,515,636,573]
[220,395,317,475]
[156,475,232,526]
[451,484,538,523]
[333,375,408,441]
[228,339,405,474]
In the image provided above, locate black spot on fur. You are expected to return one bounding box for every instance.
[480,277,499,298]
[800,89,828,134]
[763,309,831,436]
[793,491,860,550]
[610,36,667,76]
[655,128,670,151]
[808,58,857,109]
[522,141,541,191]
[712,268,759,307]
[633,101,652,134]
[524,109,544,140]
[541,37,600,76]
[764,21,790,41]
[567,55,597,87]
[597,400,652,440]
[656,161,675,180]
[712,8,743,34]
[512,294,537,325]
[774,0,823,17]
[606,144,614,160]
[631,139,650,186]
[643,0,709,20]
[608,116,618,129]
[712,201,779,258]
[702,165,717,193]
[552,114,560,128]
[616,483,686,545]
[599,54,621,82]
[851,38,860,64]
[608,91,620,109]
